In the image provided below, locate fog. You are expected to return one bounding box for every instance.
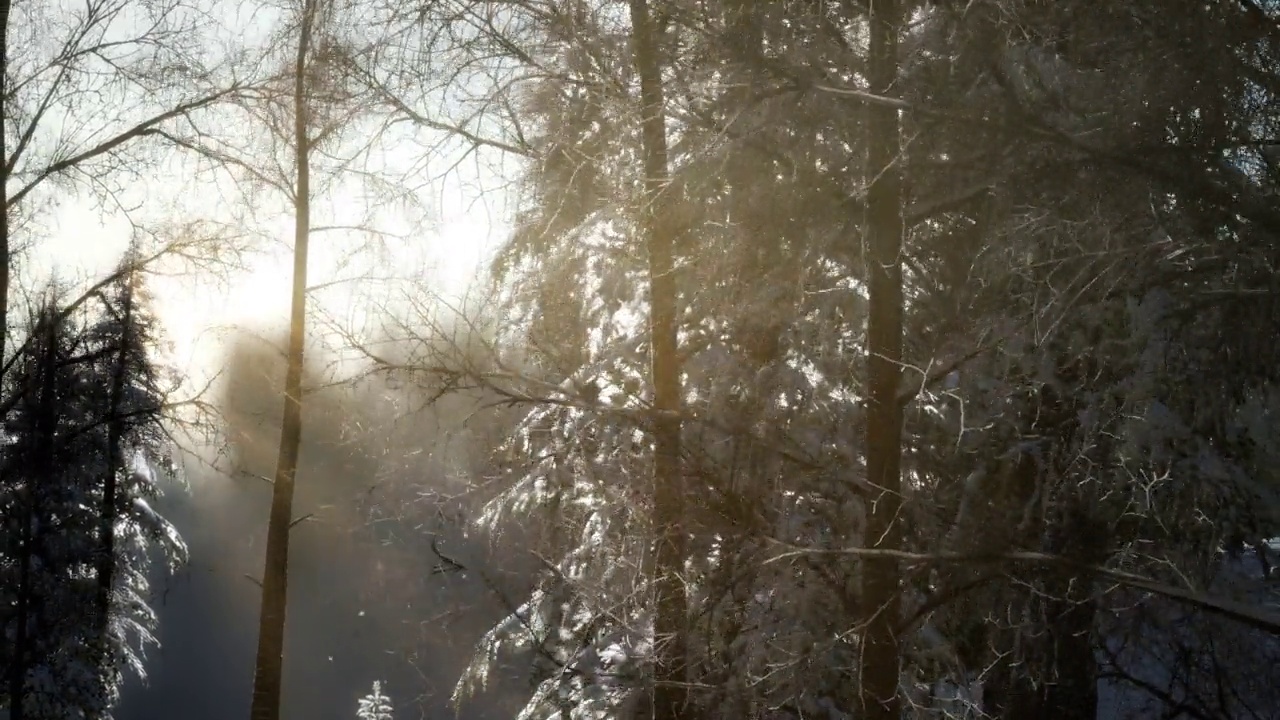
[115,318,533,720]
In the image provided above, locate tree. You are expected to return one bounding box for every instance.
[248,1,318,717]
[303,2,1280,718]
[0,265,186,720]
[0,0,247,380]
[363,2,906,716]
[87,249,183,718]
[858,0,907,716]
[626,1,690,718]
[1,0,12,369]
[229,0,415,716]
[356,681,394,720]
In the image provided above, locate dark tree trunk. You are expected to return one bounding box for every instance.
[249,2,314,718]
[0,0,11,376]
[859,1,906,718]
[1033,500,1103,720]
[628,1,688,718]
[93,273,135,716]
[8,317,61,720]
[1038,593,1099,720]
[986,566,1100,720]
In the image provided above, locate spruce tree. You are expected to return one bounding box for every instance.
[0,263,185,720]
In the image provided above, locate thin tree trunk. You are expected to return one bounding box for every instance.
[859,0,905,718]
[0,0,11,376]
[249,2,314,718]
[93,271,135,715]
[627,1,688,718]
[8,317,60,720]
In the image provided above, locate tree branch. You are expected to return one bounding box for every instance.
[766,544,1280,637]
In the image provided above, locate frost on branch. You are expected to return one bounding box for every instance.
[357,681,394,720]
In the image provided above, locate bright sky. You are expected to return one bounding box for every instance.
[31,181,506,384]
[16,0,522,389]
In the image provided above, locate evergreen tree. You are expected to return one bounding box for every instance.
[356,681,394,720]
[323,1,1280,717]
[0,262,185,720]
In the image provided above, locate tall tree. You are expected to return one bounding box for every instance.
[0,0,11,372]
[88,250,175,718]
[249,1,317,717]
[627,1,689,718]
[2,302,60,720]
[0,273,185,720]
[859,0,906,717]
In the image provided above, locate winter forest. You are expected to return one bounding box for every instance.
[2,0,1280,719]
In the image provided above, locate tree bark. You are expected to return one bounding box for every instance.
[859,0,905,718]
[627,1,688,718]
[0,0,11,378]
[249,2,315,718]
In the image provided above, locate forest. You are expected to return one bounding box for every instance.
[1,0,1279,719]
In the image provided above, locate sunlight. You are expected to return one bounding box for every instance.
[36,197,503,385]
[26,198,134,286]
[8,2,1280,719]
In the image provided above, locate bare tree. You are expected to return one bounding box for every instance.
[248,1,317,718]
[0,0,251,381]
[0,0,11,371]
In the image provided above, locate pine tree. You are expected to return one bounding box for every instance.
[365,1,1280,717]
[356,681,394,720]
[0,264,185,720]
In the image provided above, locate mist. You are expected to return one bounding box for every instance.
[115,309,533,720]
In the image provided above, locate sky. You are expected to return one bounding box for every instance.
[17,0,523,386]
[6,1,527,716]
[29,159,508,384]
[21,98,523,720]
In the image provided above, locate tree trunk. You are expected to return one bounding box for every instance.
[93,270,135,717]
[986,562,1100,720]
[249,2,314,718]
[627,1,688,718]
[8,317,61,720]
[859,0,905,718]
[95,310,127,657]
[0,0,11,376]
[1037,592,1099,720]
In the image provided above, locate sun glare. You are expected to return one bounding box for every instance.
[37,197,502,388]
